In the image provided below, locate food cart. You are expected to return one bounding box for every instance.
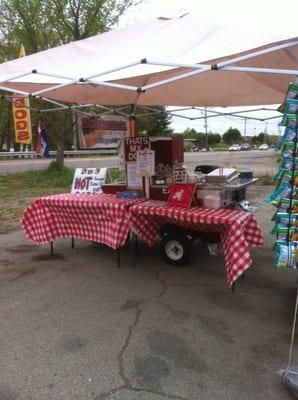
[21,133,263,290]
[1,13,296,289]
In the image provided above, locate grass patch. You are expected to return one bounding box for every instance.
[106,168,125,183]
[257,176,275,186]
[0,162,74,231]
[0,163,127,232]
[0,161,74,192]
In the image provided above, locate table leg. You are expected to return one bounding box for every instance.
[131,232,138,268]
[242,272,245,279]
[117,248,120,268]
[232,282,235,293]
[50,241,54,256]
[71,238,75,249]
[135,233,139,258]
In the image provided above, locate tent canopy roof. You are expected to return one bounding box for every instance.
[0,12,297,108]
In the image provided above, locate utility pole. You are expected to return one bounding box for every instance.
[243,118,247,139]
[264,121,268,143]
[204,107,208,149]
[72,110,78,150]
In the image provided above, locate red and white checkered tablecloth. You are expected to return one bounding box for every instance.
[21,193,144,249]
[129,202,264,288]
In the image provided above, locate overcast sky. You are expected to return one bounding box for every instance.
[119,0,298,136]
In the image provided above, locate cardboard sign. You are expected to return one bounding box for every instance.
[136,150,155,177]
[71,168,107,194]
[77,113,129,149]
[124,137,149,162]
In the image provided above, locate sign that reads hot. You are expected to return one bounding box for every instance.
[71,168,107,194]
[124,137,149,162]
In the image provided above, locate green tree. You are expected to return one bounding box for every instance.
[0,0,139,59]
[0,0,141,163]
[222,127,242,145]
[182,128,198,139]
[135,106,173,137]
[207,132,221,146]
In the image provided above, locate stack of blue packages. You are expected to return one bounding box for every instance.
[116,191,144,199]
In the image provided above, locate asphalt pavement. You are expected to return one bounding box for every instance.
[0,150,277,174]
[0,186,295,400]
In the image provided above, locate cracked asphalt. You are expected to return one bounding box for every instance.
[0,186,297,400]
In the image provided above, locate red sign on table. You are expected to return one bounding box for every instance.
[167,183,197,208]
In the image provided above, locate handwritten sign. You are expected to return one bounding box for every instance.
[126,164,143,188]
[124,137,149,162]
[71,168,107,194]
[136,150,155,177]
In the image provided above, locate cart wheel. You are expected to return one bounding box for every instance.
[160,232,192,266]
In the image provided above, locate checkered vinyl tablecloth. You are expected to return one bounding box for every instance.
[129,202,264,288]
[21,193,144,249]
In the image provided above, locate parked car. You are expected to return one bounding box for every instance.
[240,143,251,151]
[229,144,241,151]
[193,147,208,152]
[258,143,269,150]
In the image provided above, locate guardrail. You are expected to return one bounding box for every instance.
[0,149,118,158]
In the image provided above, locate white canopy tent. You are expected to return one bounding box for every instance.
[0,12,297,119]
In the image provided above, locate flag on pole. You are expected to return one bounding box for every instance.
[36,122,49,158]
[12,45,32,145]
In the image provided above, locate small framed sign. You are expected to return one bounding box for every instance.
[136,149,155,177]
[167,183,197,208]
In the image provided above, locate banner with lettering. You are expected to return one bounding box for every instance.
[77,113,129,149]
[13,45,32,145]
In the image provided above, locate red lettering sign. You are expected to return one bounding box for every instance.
[18,131,30,141]
[74,176,92,191]
[14,98,25,108]
[16,120,28,130]
[15,109,27,119]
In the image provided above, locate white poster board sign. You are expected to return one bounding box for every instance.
[136,150,155,177]
[71,168,107,194]
[126,164,143,188]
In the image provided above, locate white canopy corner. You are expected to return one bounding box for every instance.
[0,12,297,109]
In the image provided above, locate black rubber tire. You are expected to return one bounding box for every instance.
[160,232,192,266]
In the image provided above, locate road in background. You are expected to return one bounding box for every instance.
[0,150,277,174]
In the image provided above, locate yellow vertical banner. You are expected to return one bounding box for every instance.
[13,45,32,145]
